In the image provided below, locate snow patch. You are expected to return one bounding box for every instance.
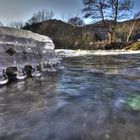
[55,49,140,57]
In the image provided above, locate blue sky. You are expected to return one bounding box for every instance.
[0,0,139,25]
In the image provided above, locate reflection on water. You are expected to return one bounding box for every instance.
[0,54,140,140]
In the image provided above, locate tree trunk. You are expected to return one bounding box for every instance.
[127,21,136,42]
[108,32,113,44]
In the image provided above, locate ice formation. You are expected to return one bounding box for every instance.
[0,27,61,85]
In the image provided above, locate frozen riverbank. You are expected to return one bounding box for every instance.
[55,49,140,57]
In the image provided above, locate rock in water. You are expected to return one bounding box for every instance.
[0,27,61,84]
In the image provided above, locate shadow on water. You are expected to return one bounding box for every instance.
[0,54,140,140]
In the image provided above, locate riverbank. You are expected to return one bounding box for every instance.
[23,19,140,50]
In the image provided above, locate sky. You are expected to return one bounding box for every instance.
[0,0,139,25]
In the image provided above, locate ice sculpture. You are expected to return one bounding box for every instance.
[0,27,61,85]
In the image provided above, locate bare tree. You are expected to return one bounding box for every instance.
[60,13,73,22]
[83,0,134,44]
[127,11,140,42]
[26,9,54,25]
[8,21,24,29]
[68,17,85,26]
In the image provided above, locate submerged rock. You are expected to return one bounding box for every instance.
[127,94,140,111]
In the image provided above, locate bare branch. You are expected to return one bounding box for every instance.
[26,9,55,25]
[82,0,134,43]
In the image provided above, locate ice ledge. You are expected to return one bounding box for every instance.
[0,27,55,50]
[0,27,51,43]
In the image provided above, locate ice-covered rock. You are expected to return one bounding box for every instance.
[0,27,61,84]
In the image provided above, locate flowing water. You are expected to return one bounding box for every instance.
[0,53,140,140]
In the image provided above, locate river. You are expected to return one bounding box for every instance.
[0,52,140,140]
